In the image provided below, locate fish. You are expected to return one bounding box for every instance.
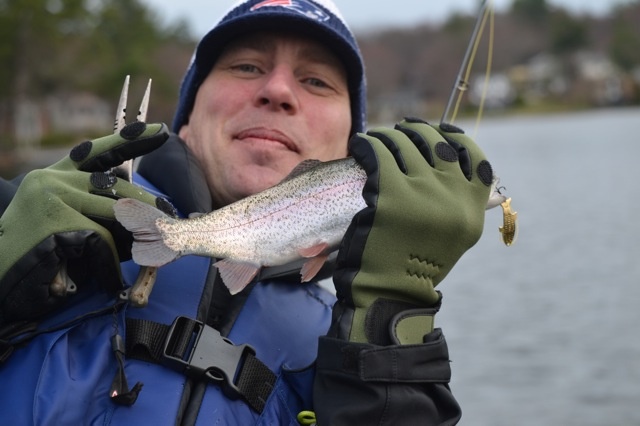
[114,157,507,295]
[113,158,367,295]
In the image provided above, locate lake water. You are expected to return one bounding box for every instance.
[434,107,640,425]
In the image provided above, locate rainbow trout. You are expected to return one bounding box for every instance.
[114,158,367,294]
[114,157,506,295]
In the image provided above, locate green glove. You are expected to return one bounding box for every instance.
[0,122,171,325]
[330,118,493,345]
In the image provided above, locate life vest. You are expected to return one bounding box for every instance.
[0,173,337,425]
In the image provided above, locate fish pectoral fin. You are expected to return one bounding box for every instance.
[298,243,331,282]
[298,242,330,258]
[300,254,329,283]
[214,259,261,295]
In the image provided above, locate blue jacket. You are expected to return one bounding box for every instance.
[0,135,462,425]
[0,258,335,425]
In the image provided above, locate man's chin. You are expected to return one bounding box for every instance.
[237,167,290,195]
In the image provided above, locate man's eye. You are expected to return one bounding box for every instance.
[305,77,329,88]
[232,64,260,73]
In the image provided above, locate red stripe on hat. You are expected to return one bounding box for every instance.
[250,0,293,11]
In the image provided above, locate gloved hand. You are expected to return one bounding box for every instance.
[330,118,494,345]
[0,122,171,325]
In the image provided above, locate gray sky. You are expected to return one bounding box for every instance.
[141,0,630,37]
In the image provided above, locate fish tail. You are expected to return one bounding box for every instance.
[113,198,180,267]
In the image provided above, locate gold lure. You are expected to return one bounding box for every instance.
[499,198,518,246]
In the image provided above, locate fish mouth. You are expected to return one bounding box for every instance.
[234,128,299,152]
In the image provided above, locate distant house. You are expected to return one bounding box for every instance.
[509,53,568,103]
[12,92,112,148]
[633,66,640,84]
[14,100,44,148]
[469,73,516,109]
[45,92,112,134]
[572,51,624,105]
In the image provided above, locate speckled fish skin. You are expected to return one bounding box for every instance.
[163,157,366,263]
[114,157,368,293]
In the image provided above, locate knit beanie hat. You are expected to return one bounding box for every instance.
[172,0,366,135]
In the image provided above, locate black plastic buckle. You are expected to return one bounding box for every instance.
[162,316,256,399]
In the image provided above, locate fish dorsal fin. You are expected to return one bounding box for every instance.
[214,259,261,295]
[281,159,322,183]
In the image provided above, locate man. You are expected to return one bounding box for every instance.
[0,0,493,424]
[178,30,353,207]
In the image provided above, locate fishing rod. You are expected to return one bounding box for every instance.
[441,0,493,126]
[440,0,518,246]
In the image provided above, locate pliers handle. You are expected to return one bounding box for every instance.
[113,75,158,307]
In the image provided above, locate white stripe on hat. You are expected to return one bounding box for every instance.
[310,0,349,26]
[218,0,350,28]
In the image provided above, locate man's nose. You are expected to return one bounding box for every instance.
[254,66,299,113]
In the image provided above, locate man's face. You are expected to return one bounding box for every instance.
[179,31,352,208]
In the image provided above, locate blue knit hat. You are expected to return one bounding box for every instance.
[172,0,366,135]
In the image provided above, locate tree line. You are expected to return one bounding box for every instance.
[0,0,193,149]
[1,0,639,150]
[359,0,640,121]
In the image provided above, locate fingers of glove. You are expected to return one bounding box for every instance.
[69,122,170,173]
[436,122,494,187]
[364,128,413,175]
[351,127,432,179]
[436,123,472,180]
[88,172,160,206]
[87,174,177,221]
[347,133,382,178]
[393,118,465,176]
[84,178,176,259]
[347,131,419,211]
[83,192,176,260]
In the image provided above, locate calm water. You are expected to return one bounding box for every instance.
[435,107,640,425]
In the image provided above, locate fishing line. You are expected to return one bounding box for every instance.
[473,3,495,138]
[449,0,494,131]
[442,0,496,136]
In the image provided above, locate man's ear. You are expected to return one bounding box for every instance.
[178,124,190,140]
